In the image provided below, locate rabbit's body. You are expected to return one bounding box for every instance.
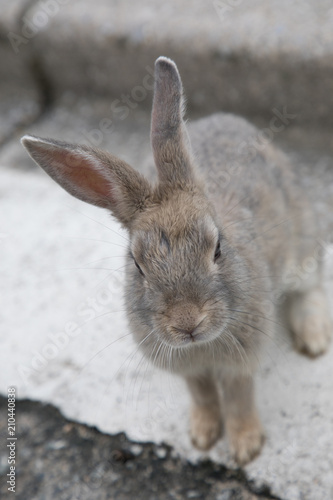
[189,113,317,296]
[126,112,320,373]
[22,57,332,465]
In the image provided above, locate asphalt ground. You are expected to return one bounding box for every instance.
[0,397,279,500]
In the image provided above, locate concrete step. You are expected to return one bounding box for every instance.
[1,0,333,147]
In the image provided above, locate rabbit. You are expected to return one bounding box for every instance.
[21,56,332,466]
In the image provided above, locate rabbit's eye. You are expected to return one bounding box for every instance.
[134,260,145,277]
[214,240,221,262]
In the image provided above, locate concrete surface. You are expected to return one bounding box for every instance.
[0,95,153,175]
[1,101,333,499]
[0,397,275,500]
[0,0,43,146]
[1,0,333,128]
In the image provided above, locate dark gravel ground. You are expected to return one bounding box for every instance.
[0,397,281,500]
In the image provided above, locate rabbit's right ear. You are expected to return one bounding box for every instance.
[151,57,195,188]
[21,135,152,228]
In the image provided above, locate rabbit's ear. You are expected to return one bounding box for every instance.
[21,135,152,228]
[151,57,195,187]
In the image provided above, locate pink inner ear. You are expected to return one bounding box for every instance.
[41,146,116,208]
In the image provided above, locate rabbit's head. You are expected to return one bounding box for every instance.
[22,57,253,372]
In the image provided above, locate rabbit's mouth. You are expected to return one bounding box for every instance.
[155,306,209,347]
[169,327,204,346]
[163,319,226,348]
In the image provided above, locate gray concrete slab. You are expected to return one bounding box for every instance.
[20,0,333,127]
[0,95,153,174]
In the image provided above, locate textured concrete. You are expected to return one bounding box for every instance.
[0,95,152,174]
[20,0,333,127]
[1,0,333,133]
[1,104,333,499]
[0,398,273,500]
[0,0,42,145]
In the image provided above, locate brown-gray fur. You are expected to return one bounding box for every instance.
[21,56,332,465]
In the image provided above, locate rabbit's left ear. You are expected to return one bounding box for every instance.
[151,57,195,188]
[21,135,152,228]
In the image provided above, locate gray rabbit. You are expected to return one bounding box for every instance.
[22,56,332,465]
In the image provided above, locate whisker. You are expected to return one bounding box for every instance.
[221,193,257,221]
[74,331,134,380]
[228,308,284,329]
[100,328,157,414]
[55,263,131,273]
[246,215,300,244]
[66,236,128,250]
[223,329,249,368]
[227,316,274,341]
[223,215,267,231]
[83,256,126,266]
[128,344,152,411]
[226,317,288,362]
[65,204,129,242]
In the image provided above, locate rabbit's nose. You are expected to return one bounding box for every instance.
[171,314,207,339]
[168,303,207,339]
[173,326,197,336]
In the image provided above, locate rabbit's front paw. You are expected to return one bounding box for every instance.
[227,415,265,466]
[289,288,332,357]
[294,313,332,357]
[190,404,222,451]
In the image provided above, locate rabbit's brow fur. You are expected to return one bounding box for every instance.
[21,56,332,465]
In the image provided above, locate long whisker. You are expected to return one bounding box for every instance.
[65,204,129,242]
[221,193,257,221]
[129,340,155,410]
[83,256,126,266]
[66,236,128,250]
[227,316,274,341]
[246,215,300,245]
[74,331,134,380]
[228,308,284,329]
[226,317,288,362]
[224,328,250,369]
[223,215,267,231]
[55,263,131,273]
[99,328,157,414]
